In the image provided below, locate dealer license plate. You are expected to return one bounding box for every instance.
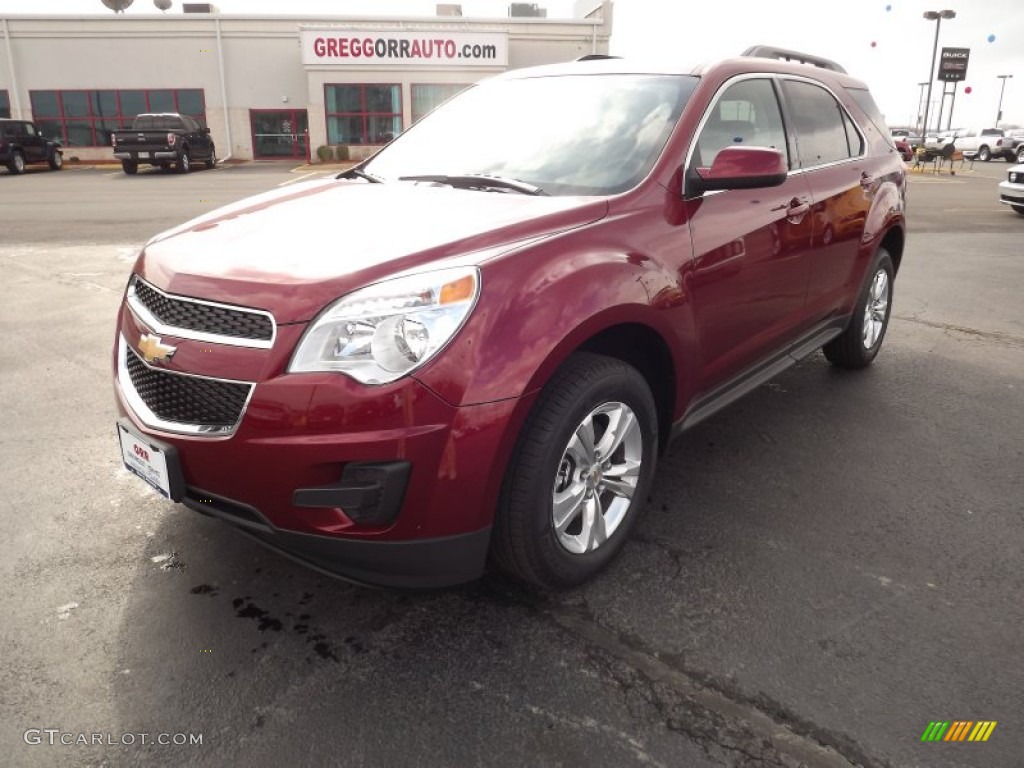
[118,424,172,499]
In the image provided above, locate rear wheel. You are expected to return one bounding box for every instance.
[48,150,63,170]
[978,146,991,162]
[121,160,138,175]
[8,151,25,174]
[177,150,191,173]
[492,352,659,589]
[823,249,894,369]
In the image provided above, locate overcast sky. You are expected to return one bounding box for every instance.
[2,0,1022,128]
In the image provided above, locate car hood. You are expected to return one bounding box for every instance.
[138,179,608,323]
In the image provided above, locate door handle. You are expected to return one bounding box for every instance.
[860,172,874,189]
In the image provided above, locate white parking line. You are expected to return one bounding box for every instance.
[277,171,323,187]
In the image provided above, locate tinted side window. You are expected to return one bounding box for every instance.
[782,80,853,167]
[694,78,789,168]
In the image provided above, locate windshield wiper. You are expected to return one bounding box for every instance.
[398,174,548,196]
[337,167,382,183]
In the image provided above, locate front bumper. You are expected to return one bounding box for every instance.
[114,302,529,586]
[998,179,1024,208]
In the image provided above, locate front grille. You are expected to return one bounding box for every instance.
[131,277,274,342]
[125,345,252,431]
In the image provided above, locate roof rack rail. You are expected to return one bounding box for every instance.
[575,54,620,61]
[741,46,847,74]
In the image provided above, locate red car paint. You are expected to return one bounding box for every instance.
[113,54,906,587]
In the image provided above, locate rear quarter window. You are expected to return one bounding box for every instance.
[844,87,893,146]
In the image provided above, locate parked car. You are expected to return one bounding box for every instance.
[111,113,216,174]
[894,138,913,161]
[998,163,1024,215]
[1005,129,1024,164]
[930,127,1014,161]
[113,48,907,589]
[0,118,63,174]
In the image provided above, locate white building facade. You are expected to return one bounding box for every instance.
[0,5,611,162]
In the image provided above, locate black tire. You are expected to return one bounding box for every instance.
[122,160,138,175]
[205,147,216,170]
[177,150,191,173]
[8,151,25,174]
[1018,147,1024,164]
[823,249,895,369]
[1011,205,1024,216]
[978,146,991,162]
[492,352,659,589]
[48,150,63,171]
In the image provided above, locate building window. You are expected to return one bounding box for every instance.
[28,88,206,147]
[411,84,470,124]
[0,90,10,119]
[325,84,401,145]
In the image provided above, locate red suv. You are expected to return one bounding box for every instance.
[114,47,906,589]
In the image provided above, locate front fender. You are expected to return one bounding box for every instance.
[414,239,694,410]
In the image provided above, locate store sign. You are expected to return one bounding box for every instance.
[301,28,508,67]
[938,47,970,82]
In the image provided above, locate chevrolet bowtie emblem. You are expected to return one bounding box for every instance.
[138,333,177,364]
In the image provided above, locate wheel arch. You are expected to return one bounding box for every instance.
[878,224,905,274]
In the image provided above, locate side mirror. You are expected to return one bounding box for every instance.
[688,146,788,194]
[203,127,211,134]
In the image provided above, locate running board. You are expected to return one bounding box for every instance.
[672,316,848,438]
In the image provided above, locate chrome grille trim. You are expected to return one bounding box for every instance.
[127,276,276,350]
[117,335,255,436]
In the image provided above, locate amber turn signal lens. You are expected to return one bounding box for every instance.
[440,275,476,305]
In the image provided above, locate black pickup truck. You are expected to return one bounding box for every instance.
[112,113,215,175]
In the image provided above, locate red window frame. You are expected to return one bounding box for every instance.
[324,83,402,145]
[28,88,206,147]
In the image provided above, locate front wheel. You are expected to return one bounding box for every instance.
[978,146,991,162]
[205,147,216,170]
[48,151,63,170]
[492,352,659,589]
[8,151,25,174]
[823,249,895,369]
[177,150,191,173]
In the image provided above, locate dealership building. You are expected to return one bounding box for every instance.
[0,3,611,162]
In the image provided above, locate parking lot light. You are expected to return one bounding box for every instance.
[996,74,1013,127]
[921,10,956,139]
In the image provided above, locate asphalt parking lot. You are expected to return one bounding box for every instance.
[1,160,1022,768]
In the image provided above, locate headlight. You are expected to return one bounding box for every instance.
[288,267,480,384]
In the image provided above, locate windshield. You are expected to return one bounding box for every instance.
[364,74,697,196]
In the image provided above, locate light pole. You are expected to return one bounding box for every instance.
[921,10,956,140]
[916,81,929,138]
[996,74,1013,127]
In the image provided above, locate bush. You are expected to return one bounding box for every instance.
[315,145,332,162]
[335,145,350,162]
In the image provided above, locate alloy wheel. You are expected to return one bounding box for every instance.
[862,268,890,349]
[551,401,643,554]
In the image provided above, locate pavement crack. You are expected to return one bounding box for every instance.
[891,314,1024,348]
[479,578,887,768]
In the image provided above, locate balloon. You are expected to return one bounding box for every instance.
[987,34,996,43]
[885,4,892,10]
[871,41,877,48]
[964,86,972,94]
